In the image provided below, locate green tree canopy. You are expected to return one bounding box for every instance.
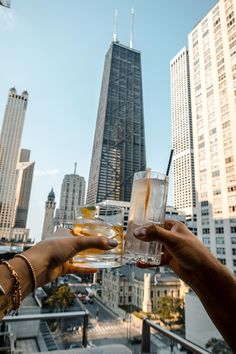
[157,296,184,320]
[205,337,232,354]
[45,284,75,312]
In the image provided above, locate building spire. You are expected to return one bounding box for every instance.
[130,8,134,48]
[74,162,77,175]
[113,9,118,43]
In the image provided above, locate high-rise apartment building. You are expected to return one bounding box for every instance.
[0,88,29,240]
[87,40,146,204]
[188,0,236,273]
[55,171,86,228]
[170,48,197,233]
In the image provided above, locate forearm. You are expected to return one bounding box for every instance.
[189,259,236,351]
[0,257,34,319]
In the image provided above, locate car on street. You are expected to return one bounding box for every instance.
[129,336,142,344]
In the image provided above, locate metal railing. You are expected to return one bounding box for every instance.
[0,331,14,353]
[3,311,89,351]
[141,318,210,354]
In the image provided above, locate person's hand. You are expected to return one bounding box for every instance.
[134,220,218,285]
[22,229,118,287]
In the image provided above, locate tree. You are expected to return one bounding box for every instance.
[205,338,232,354]
[45,284,75,312]
[157,296,184,321]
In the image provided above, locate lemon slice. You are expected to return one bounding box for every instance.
[80,206,97,219]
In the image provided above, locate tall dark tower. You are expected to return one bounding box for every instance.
[87,26,146,204]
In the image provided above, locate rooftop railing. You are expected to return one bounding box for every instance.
[2,312,211,354]
[3,311,89,352]
[141,318,210,354]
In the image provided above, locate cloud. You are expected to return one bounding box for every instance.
[34,169,59,177]
[0,7,15,31]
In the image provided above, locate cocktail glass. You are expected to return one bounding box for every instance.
[71,204,124,268]
[125,170,169,265]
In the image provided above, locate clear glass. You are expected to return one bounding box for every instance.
[72,205,124,268]
[125,171,169,265]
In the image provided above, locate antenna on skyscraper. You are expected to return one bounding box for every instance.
[74,162,77,175]
[130,8,134,48]
[113,9,118,43]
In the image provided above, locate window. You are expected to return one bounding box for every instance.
[231,237,236,244]
[203,237,210,244]
[232,248,236,255]
[218,258,226,265]
[216,237,225,244]
[203,228,210,234]
[216,227,224,233]
[231,226,236,233]
[217,247,225,255]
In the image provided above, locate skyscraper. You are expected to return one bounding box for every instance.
[170,48,197,233]
[41,189,56,240]
[55,168,86,228]
[0,88,29,239]
[87,39,146,204]
[188,0,236,273]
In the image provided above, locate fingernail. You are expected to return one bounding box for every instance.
[133,227,147,237]
[108,239,118,248]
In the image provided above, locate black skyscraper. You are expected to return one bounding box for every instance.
[87,40,146,204]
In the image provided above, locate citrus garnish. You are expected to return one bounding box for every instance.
[80,206,97,219]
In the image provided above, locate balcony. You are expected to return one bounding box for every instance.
[1,312,210,354]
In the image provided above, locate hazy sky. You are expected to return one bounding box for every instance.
[0,0,217,242]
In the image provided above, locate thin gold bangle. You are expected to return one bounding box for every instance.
[0,260,22,311]
[14,254,37,291]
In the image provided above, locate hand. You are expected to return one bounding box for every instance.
[134,220,218,285]
[22,229,118,287]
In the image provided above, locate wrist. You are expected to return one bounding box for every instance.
[189,256,236,296]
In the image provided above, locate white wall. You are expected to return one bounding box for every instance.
[185,292,222,348]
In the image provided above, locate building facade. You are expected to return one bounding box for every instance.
[55,173,86,228]
[188,0,236,273]
[170,48,197,234]
[0,88,30,240]
[15,149,35,229]
[87,40,146,204]
[101,264,187,315]
[41,189,56,240]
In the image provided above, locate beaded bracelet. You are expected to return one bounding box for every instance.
[14,254,37,291]
[0,260,22,311]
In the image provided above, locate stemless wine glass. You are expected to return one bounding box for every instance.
[125,170,169,265]
[71,204,124,268]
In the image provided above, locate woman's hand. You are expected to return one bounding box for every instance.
[134,219,219,285]
[16,229,118,288]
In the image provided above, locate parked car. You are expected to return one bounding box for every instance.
[68,343,81,348]
[129,336,142,344]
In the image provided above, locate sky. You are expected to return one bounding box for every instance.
[0,0,217,242]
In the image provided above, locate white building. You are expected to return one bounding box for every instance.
[185,291,222,348]
[0,88,30,240]
[101,264,188,317]
[55,170,86,228]
[188,0,236,273]
[170,48,197,234]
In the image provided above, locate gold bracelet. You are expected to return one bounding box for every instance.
[0,284,6,295]
[14,254,37,291]
[0,260,22,311]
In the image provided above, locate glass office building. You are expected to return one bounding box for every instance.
[87,41,146,204]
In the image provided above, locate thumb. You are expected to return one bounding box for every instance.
[134,224,178,248]
[72,235,118,252]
